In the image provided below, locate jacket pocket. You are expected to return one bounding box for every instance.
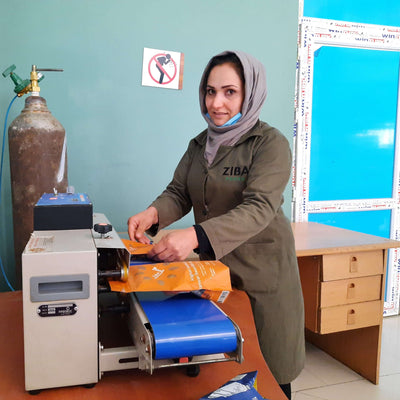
[223,243,280,293]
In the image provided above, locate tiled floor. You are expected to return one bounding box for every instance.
[292,315,400,399]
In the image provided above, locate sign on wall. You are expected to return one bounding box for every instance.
[142,47,184,90]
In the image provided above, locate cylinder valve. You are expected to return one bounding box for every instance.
[2,64,63,97]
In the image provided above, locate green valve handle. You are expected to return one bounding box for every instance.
[2,64,16,77]
[2,64,31,95]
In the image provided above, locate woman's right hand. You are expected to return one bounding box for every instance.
[127,206,158,244]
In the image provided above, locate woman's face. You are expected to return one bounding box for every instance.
[205,63,244,126]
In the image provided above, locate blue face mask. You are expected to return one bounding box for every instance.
[206,112,242,127]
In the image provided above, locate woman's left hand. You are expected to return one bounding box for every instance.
[147,227,198,262]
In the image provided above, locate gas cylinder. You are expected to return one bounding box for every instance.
[8,95,68,287]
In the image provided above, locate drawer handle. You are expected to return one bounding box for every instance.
[347,283,356,299]
[347,309,356,325]
[350,256,358,273]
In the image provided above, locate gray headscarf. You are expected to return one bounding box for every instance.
[199,50,267,165]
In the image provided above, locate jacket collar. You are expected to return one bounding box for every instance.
[194,120,265,147]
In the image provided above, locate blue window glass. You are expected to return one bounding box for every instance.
[304,0,400,27]
[309,46,399,201]
[308,210,391,238]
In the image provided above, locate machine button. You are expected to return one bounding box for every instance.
[94,223,112,238]
[94,223,112,234]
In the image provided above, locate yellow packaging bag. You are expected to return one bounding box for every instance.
[109,239,232,302]
[122,239,153,256]
[109,259,231,293]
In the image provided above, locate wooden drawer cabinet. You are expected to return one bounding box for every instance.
[298,251,384,334]
[293,221,400,384]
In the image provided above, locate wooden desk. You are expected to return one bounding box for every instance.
[292,222,400,384]
[0,290,287,400]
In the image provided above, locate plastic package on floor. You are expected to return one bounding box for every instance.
[199,371,266,400]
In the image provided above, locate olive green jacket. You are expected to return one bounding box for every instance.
[150,121,305,383]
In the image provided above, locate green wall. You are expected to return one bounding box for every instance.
[0,0,299,291]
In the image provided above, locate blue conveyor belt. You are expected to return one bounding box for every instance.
[137,293,237,360]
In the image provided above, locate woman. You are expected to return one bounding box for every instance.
[128,50,305,398]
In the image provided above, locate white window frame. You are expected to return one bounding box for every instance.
[292,16,400,316]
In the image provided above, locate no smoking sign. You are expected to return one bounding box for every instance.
[142,47,184,90]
